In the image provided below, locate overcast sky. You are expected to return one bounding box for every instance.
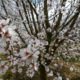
[33,0,42,3]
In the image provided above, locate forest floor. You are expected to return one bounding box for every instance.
[50,59,80,80]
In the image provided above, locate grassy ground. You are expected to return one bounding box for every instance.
[50,59,80,80]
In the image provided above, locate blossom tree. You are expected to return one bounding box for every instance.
[0,0,80,80]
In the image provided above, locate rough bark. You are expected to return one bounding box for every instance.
[39,64,47,80]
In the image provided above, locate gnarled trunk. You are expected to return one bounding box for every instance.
[39,64,47,80]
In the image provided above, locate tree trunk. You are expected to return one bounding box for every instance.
[39,64,47,80]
